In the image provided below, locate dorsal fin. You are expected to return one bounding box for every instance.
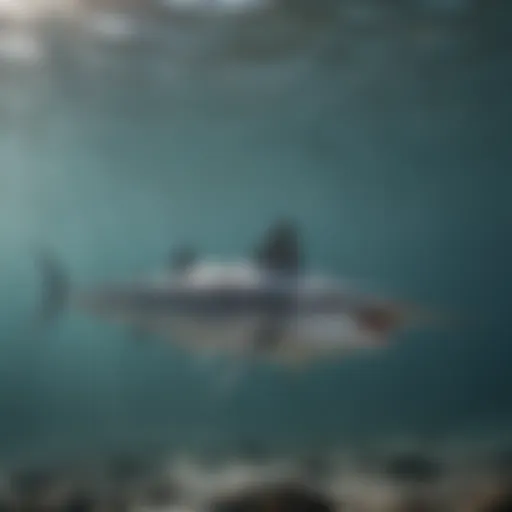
[170,246,196,272]
[254,219,301,273]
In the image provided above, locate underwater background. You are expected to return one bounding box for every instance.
[0,0,510,470]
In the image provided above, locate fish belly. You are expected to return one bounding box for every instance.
[281,314,378,354]
[151,312,383,360]
[163,315,262,353]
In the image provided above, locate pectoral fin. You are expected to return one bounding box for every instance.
[282,351,312,370]
[251,315,285,352]
[129,324,155,344]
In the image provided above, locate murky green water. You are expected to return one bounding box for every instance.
[0,0,510,469]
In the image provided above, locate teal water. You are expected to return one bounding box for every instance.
[0,0,511,468]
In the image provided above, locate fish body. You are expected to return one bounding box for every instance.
[76,263,392,352]
[36,220,436,363]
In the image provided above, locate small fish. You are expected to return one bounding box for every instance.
[34,220,445,364]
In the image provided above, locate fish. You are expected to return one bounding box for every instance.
[34,219,444,364]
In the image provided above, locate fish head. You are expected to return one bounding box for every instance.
[293,301,414,355]
[354,302,408,344]
[352,299,450,347]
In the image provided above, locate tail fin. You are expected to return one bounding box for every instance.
[34,250,69,327]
